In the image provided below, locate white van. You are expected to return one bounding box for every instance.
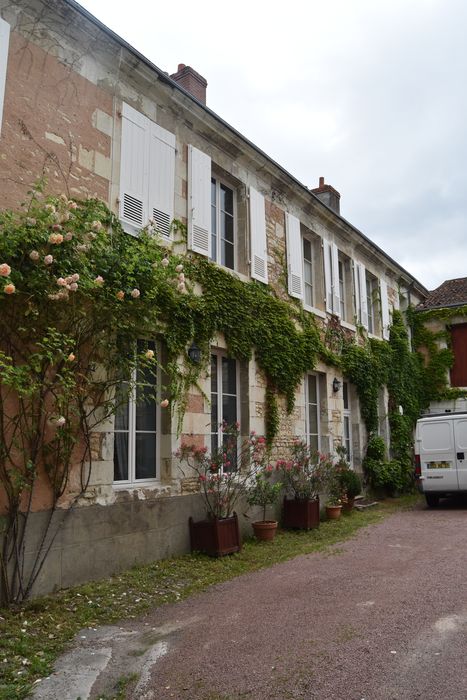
[415,412,467,507]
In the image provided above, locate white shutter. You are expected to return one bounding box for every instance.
[285,213,303,299]
[380,278,390,340]
[120,103,149,231]
[323,239,333,313]
[148,123,175,238]
[188,145,211,257]
[249,187,268,284]
[358,262,368,329]
[0,19,10,136]
[331,242,340,316]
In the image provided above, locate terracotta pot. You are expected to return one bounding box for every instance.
[282,496,320,530]
[189,512,242,556]
[325,504,342,520]
[252,520,278,542]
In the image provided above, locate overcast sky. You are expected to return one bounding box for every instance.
[79,0,467,291]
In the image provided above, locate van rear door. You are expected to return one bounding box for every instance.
[454,418,467,490]
[419,419,458,492]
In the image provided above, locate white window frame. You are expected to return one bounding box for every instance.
[366,272,379,335]
[302,234,315,310]
[113,343,160,487]
[343,381,352,464]
[305,373,321,451]
[210,351,240,460]
[210,176,237,271]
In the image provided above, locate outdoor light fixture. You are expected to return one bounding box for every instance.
[187,341,201,364]
[332,377,341,393]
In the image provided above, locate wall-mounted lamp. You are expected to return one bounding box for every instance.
[187,341,202,364]
[332,377,342,393]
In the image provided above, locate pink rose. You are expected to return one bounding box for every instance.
[29,250,40,261]
[160,399,169,408]
[161,257,169,267]
[57,278,67,287]
[69,282,78,292]
[44,255,53,265]
[94,275,104,286]
[71,273,79,282]
[4,283,15,294]
[0,263,11,277]
[64,232,73,241]
[52,224,62,231]
[130,288,140,298]
[175,264,183,272]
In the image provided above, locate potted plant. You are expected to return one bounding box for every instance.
[247,464,283,542]
[334,445,361,512]
[276,440,332,530]
[176,423,254,556]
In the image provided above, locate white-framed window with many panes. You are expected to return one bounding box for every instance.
[113,341,159,485]
[305,373,321,451]
[366,272,379,334]
[343,381,352,463]
[303,235,314,308]
[210,352,239,465]
[211,177,236,270]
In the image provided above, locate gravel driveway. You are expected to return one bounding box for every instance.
[34,501,467,700]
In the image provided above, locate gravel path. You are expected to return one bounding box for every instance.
[34,501,467,700]
[130,502,467,700]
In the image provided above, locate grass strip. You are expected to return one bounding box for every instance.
[0,495,419,700]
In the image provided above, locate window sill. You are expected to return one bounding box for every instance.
[340,320,357,332]
[303,304,326,319]
[113,480,162,490]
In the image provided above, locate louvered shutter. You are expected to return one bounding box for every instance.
[148,123,175,238]
[285,213,303,299]
[331,242,340,316]
[188,145,211,257]
[358,262,368,329]
[249,187,268,284]
[120,103,149,231]
[323,240,333,313]
[0,19,10,136]
[380,278,390,340]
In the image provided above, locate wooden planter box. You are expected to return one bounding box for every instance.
[282,496,320,530]
[189,512,242,557]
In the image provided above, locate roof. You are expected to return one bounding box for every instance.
[416,277,467,311]
[64,0,428,296]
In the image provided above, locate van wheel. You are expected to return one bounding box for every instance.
[425,494,440,508]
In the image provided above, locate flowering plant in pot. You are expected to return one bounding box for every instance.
[176,423,261,555]
[334,446,362,511]
[246,463,283,542]
[276,439,333,529]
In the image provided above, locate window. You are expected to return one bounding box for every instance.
[210,352,239,463]
[450,324,467,387]
[119,103,175,236]
[366,272,378,334]
[343,382,352,462]
[0,18,10,137]
[211,177,235,269]
[303,236,314,307]
[306,374,320,450]
[337,253,352,323]
[113,341,159,484]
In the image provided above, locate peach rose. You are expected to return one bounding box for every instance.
[0,263,11,277]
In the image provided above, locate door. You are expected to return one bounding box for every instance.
[454,418,467,490]
[419,420,458,492]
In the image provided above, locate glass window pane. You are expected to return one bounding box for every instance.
[114,432,129,481]
[135,433,157,479]
[303,238,312,262]
[136,393,156,431]
[211,178,216,205]
[308,407,318,435]
[222,213,234,243]
[343,382,349,409]
[308,375,317,403]
[211,394,218,432]
[222,394,237,426]
[211,232,217,262]
[305,283,313,307]
[211,355,218,393]
[115,382,129,431]
[309,434,319,451]
[222,240,234,269]
[304,259,312,285]
[222,357,237,395]
[221,184,233,215]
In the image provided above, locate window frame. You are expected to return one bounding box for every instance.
[113,342,160,487]
[210,175,237,271]
[343,381,352,463]
[366,272,379,335]
[210,350,240,461]
[305,373,321,451]
[302,234,315,310]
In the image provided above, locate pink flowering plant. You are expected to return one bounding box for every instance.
[176,423,270,520]
[0,183,192,604]
[276,438,333,501]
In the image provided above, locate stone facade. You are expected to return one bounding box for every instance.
[0,0,428,595]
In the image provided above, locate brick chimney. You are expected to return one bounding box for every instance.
[311,176,341,215]
[170,64,207,105]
